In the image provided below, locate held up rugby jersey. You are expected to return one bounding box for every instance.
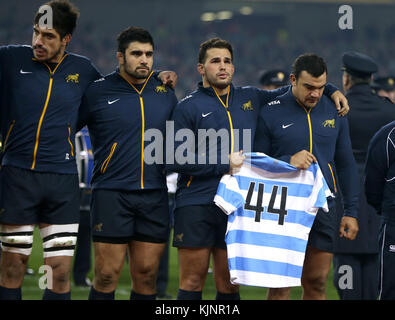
[214,152,333,288]
[167,82,339,209]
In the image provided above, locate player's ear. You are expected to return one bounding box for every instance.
[62,34,72,47]
[290,74,297,87]
[197,63,204,76]
[117,52,124,66]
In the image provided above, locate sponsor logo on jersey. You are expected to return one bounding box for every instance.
[389,244,395,252]
[108,98,120,105]
[20,69,33,74]
[180,95,192,103]
[268,100,280,106]
[282,123,294,129]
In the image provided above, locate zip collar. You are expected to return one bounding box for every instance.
[198,81,234,98]
[117,70,154,95]
[31,51,69,74]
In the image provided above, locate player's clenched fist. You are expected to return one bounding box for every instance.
[339,216,359,240]
[290,150,317,169]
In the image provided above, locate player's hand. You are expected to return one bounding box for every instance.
[158,71,178,89]
[331,90,350,116]
[290,150,317,169]
[339,216,359,240]
[229,150,245,175]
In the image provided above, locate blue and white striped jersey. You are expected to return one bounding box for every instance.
[214,152,333,288]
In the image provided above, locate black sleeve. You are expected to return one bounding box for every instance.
[364,130,389,212]
[334,116,359,218]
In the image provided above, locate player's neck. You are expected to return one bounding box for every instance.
[206,83,229,96]
[119,69,147,85]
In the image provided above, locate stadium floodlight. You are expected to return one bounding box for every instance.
[217,10,233,20]
[240,6,253,15]
[201,12,216,22]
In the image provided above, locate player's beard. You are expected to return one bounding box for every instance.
[33,44,63,63]
[123,57,152,80]
[205,71,233,90]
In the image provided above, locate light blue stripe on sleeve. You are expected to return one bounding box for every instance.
[216,182,245,211]
[226,229,308,252]
[314,180,329,209]
[246,152,297,173]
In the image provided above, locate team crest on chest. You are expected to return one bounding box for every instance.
[155,85,167,93]
[322,119,335,128]
[242,100,253,111]
[66,73,79,83]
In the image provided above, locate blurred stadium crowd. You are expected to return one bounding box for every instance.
[0,1,395,98]
[1,0,394,99]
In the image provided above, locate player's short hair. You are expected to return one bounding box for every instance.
[34,0,80,39]
[292,53,327,79]
[198,38,233,64]
[117,27,155,54]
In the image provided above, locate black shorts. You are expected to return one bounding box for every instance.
[172,204,228,249]
[307,205,336,253]
[0,166,80,225]
[91,188,169,244]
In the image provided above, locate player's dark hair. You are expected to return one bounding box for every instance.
[292,53,327,79]
[117,26,154,54]
[34,0,80,39]
[198,38,233,64]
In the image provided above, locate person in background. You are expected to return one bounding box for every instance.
[73,127,94,287]
[365,120,395,300]
[333,52,395,300]
[258,69,289,90]
[371,75,395,103]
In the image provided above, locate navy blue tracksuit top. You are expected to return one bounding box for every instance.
[0,45,101,173]
[167,83,297,209]
[365,120,395,221]
[254,88,359,218]
[77,71,178,191]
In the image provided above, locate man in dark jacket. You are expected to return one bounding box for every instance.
[333,51,395,300]
[254,53,359,300]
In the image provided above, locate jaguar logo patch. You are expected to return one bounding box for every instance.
[66,73,79,83]
[242,100,253,111]
[322,119,335,128]
[155,85,167,93]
